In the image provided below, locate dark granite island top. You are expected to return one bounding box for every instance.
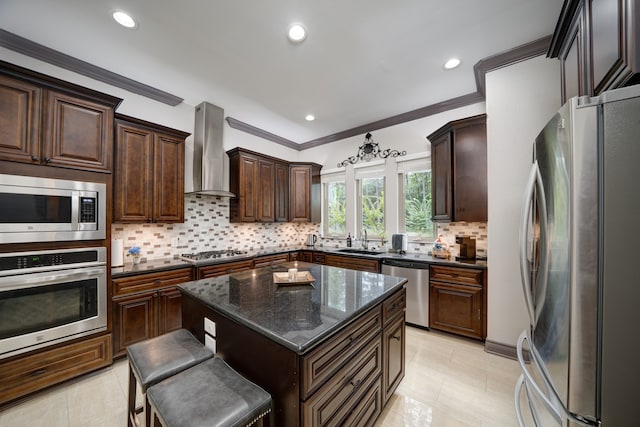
[179,261,407,426]
[179,262,406,354]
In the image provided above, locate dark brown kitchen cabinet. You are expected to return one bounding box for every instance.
[0,334,111,406]
[0,62,121,172]
[228,148,289,223]
[227,148,321,223]
[549,0,640,104]
[112,267,193,357]
[429,265,486,340]
[300,251,314,263]
[253,253,290,268]
[427,114,487,223]
[114,115,189,223]
[275,161,290,221]
[290,163,322,223]
[324,254,380,273]
[196,259,254,279]
[382,314,405,404]
[381,288,406,404]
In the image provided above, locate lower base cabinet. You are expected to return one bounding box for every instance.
[429,265,486,340]
[0,334,111,406]
[382,314,405,403]
[112,268,193,357]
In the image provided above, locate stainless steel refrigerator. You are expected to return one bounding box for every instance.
[515,84,640,426]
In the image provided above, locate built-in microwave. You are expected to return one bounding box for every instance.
[0,174,106,244]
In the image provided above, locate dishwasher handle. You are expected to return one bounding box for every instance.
[381,259,430,269]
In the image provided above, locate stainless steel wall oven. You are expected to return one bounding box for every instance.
[0,247,107,359]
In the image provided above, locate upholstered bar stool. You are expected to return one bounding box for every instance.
[147,356,273,427]
[127,329,214,427]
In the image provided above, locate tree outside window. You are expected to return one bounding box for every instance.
[402,170,434,238]
[360,177,384,236]
[326,181,346,235]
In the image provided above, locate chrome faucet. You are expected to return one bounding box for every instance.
[361,229,368,250]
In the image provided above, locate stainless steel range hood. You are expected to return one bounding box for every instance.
[187,102,235,197]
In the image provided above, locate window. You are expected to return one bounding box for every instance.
[399,169,434,239]
[325,181,346,235]
[320,152,431,242]
[359,176,385,236]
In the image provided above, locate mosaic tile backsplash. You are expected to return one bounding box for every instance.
[111,194,321,261]
[112,194,487,261]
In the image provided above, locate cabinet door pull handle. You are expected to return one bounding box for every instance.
[44,157,51,163]
[30,368,47,377]
[30,155,39,161]
[392,335,401,341]
[350,378,363,389]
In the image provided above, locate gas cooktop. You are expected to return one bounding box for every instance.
[180,249,249,263]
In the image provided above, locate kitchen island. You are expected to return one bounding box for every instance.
[179,261,407,426]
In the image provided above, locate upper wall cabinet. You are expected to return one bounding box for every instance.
[114,115,189,223]
[289,163,321,223]
[0,62,122,173]
[549,0,639,103]
[227,148,321,223]
[427,114,487,223]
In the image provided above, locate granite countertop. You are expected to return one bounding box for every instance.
[111,257,193,278]
[112,243,487,278]
[178,262,407,355]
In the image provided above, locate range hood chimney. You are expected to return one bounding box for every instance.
[188,102,235,197]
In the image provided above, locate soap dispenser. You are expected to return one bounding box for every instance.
[346,233,352,247]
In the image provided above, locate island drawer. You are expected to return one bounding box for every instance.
[382,288,406,326]
[302,336,382,426]
[429,265,484,287]
[112,268,194,297]
[301,307,382,399]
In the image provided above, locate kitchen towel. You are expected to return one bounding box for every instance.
[111,239,124,267]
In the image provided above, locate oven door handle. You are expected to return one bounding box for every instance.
[0,267,105,291]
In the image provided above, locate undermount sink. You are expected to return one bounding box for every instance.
[336,248,384,255]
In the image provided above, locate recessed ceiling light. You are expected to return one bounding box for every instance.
[287,24,307,43]
[112,10,137,29]
[305,114,315,121]
[444,57,461,70]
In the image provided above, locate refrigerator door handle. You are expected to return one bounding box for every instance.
[515,374,527,427]
[517,331,593,426]
[519,163,539,324]
[517,331,562,423]
[519,161,549,324]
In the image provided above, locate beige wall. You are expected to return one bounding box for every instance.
[485,55,561,347]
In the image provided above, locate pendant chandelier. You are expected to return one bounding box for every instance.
[337,132,406,168]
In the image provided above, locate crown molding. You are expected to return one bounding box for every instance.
[299,91,484,150]
[473,35,552,96]
[225,117,300,150]
[1,27,552,148]
[0,29,183,106]
[242,35,552,150]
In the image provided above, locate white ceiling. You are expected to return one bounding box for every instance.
[0,0,562,143]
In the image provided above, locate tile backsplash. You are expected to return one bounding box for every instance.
[433,222,488,258]
[112,194,320,261]
[112,194,487,261]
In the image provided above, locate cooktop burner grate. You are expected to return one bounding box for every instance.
[180,249,248,262]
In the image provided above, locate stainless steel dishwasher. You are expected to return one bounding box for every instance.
[381,259,429,328]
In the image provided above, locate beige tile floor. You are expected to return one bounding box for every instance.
[0,327,526,426]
